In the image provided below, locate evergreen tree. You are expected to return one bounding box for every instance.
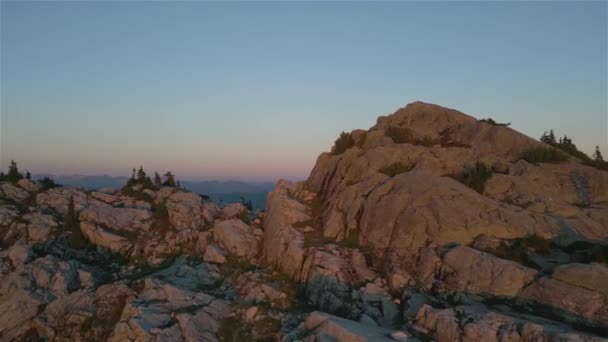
[593,146,604,162]
[163,172,176,187]
[549,130,556,145]
[127,168,137,186]
[541,130,557,146]
[541,132,550,144]
[137,166,146,183]
[39,177,58,189]
[177,180,181,189]
[154,172,162,188]
[26,171,31,180]
[0,172,4,181]
[240,196,253,211]
[7,160,23,183]
[558,135,575,151]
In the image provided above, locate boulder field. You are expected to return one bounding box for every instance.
[1,102,607,341]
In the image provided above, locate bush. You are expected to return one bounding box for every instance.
[385,126,414,144]
[555,137,608,171]
[584,159,608,171]
[582,145,608,171]
[238,209,250,224]
[414,135,437,147]
[484,234,551,266]
[487,237,608,268]
[521,147,568,164]
[337,230,359,249]
[479,118,510,127]
[439,127,472,148]
[519,234,552,252]
[218,313,281,341]
[384,125,438,147]
[150,202,171,236]
[38,177,60,189]
[555,139,589,161]
[539,130,608,172]
[589,244,608,265]
[293,219,314,229]
[240,196,253,211]
[561,241,608,266]
[379,162,415,177]
[451,162,493,193]
[332,132,355,155]
[121,187,154,203]
[218,316,251,341]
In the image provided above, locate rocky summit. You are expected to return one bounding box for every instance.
[1,102,607,341]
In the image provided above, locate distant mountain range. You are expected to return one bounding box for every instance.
[33,174,276,210]
[34,174,131,190]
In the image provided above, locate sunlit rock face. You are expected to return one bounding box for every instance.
[2,102,608,341]
[263,102,608,339]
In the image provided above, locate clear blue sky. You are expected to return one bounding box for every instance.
[1,1,606,181]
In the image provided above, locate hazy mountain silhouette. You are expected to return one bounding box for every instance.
[33,174,130,189]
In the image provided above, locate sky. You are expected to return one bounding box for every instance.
[1,1,606,182]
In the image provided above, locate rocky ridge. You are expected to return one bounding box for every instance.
[1,102,607,341]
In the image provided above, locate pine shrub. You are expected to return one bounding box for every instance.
[521,147,568,164]
[332,132,355,155]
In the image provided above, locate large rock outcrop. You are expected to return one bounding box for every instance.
[305,103,608,277]
[262,101,608,338]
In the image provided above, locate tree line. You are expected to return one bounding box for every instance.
[540,130,605,170]
[0,160,58,188]
[125,166,184,190]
